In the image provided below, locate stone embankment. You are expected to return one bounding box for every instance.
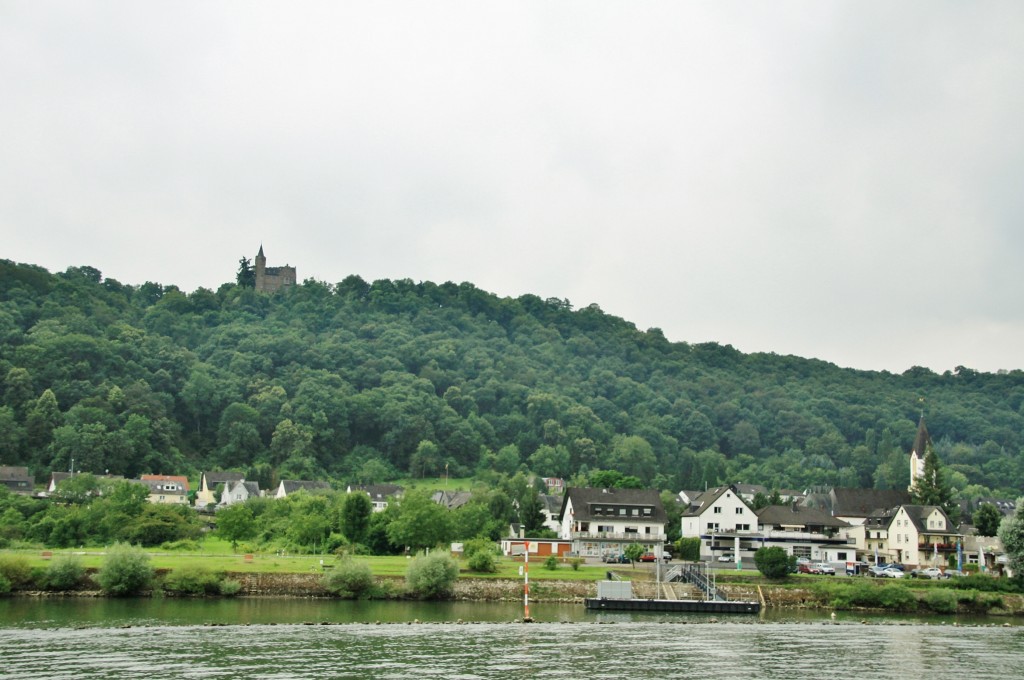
[229,572,595,601]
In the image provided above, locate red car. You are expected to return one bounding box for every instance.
[639,552,658,562]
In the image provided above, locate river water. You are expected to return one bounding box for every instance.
[1,599,1021,679]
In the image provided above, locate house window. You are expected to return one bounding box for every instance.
[598,525,613,533]
[643,508,651,516]
[645,527,651,535]
[625,526,638,534]
[736,524,750,531]
[838,552,847,560]
[708,523,719,531]
[619,508,626,516]
[714,507,722,514]
[735,508,743,515]
[631,509,639,516]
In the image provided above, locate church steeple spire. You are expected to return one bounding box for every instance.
[909,415,932,491]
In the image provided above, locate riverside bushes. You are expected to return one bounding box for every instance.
[0,554,33,589]
[97,543,153,596]
[463,538,498,574]
[813,580,917,611]
[813,578,1008,614]
[406,552,459,599]
[163,564,224,595]
[322,559,375,598]
[44,554,85,591]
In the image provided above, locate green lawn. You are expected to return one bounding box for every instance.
[4,545,606,581]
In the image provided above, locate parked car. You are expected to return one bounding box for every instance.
[868,563,903,577]
[812,563,836,575]
[718,553,734,563]
[910,567,949,579]
[797,563,816,574]
[795,557,811,566]
[639,552,657,562]
[880,567,905,578]
[662,550,673,562]
[602,553,629,564]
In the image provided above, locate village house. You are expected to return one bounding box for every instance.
[801,487,910,526]
[346,484,404,512]
[540,494,562,534]
[755,503,856,563]
[888,504,962,567]
[431,489,473,510]
[136,478,189,505]
[46,471,124,496]
[0,466,33,495]
[275,479,332,498]
[680,484,758,562]
[558,487,668,559]
[845,509,896,564]
[219,479,261,507]
[197,471,246,507]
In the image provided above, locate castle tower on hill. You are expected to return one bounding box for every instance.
[909,415,932,491]
[254,245,296,293]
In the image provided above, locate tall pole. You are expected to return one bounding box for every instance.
[523,540,531,621]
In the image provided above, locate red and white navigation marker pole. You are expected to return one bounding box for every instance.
[523,540,531,621]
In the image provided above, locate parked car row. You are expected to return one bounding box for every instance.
[797,562,836,575]
[602,550,673,563]
[868,564,906,578]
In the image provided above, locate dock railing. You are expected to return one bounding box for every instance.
[666,563,727,601]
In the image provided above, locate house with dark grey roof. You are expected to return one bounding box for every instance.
[197,471,246,507]
[431,490,473,510]
[681,484,758,562]
[275,479,332,498]
[845,508,898,564]
[219,479,262,507]
[558,487,668,558]
[46,472,124,497]
[887,504,962,567]
[540,494,562,534]
[136,478,189,505]
[0,466,33,495]
[756,504,855,564]
[801,487,910,525]
[347,484,404,512]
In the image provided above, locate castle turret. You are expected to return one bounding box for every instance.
[253,245,295,293]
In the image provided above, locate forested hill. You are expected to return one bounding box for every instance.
[2,259,1023,497]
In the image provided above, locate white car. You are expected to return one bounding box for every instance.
[812,563,836,575]
[880,567,905,578]
[718,554,734,562]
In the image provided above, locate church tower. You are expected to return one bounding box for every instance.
[909,415,931,491]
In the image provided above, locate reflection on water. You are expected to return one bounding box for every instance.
[1,600,1021,679]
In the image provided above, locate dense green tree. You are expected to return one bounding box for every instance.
[911,446,954,516]
[341,491,373,544]
[974,503,1003,537]
[1,258,1023,498]
[386,490,453,552]
[236,257,255,288]
[754,546,794,579]
[217,503,257,549]
[624,542,645,566]
[998,499,1024,576]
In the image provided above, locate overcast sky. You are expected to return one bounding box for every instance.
[2,2,1022,374]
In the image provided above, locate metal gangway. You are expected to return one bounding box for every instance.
[663,562,728,602]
